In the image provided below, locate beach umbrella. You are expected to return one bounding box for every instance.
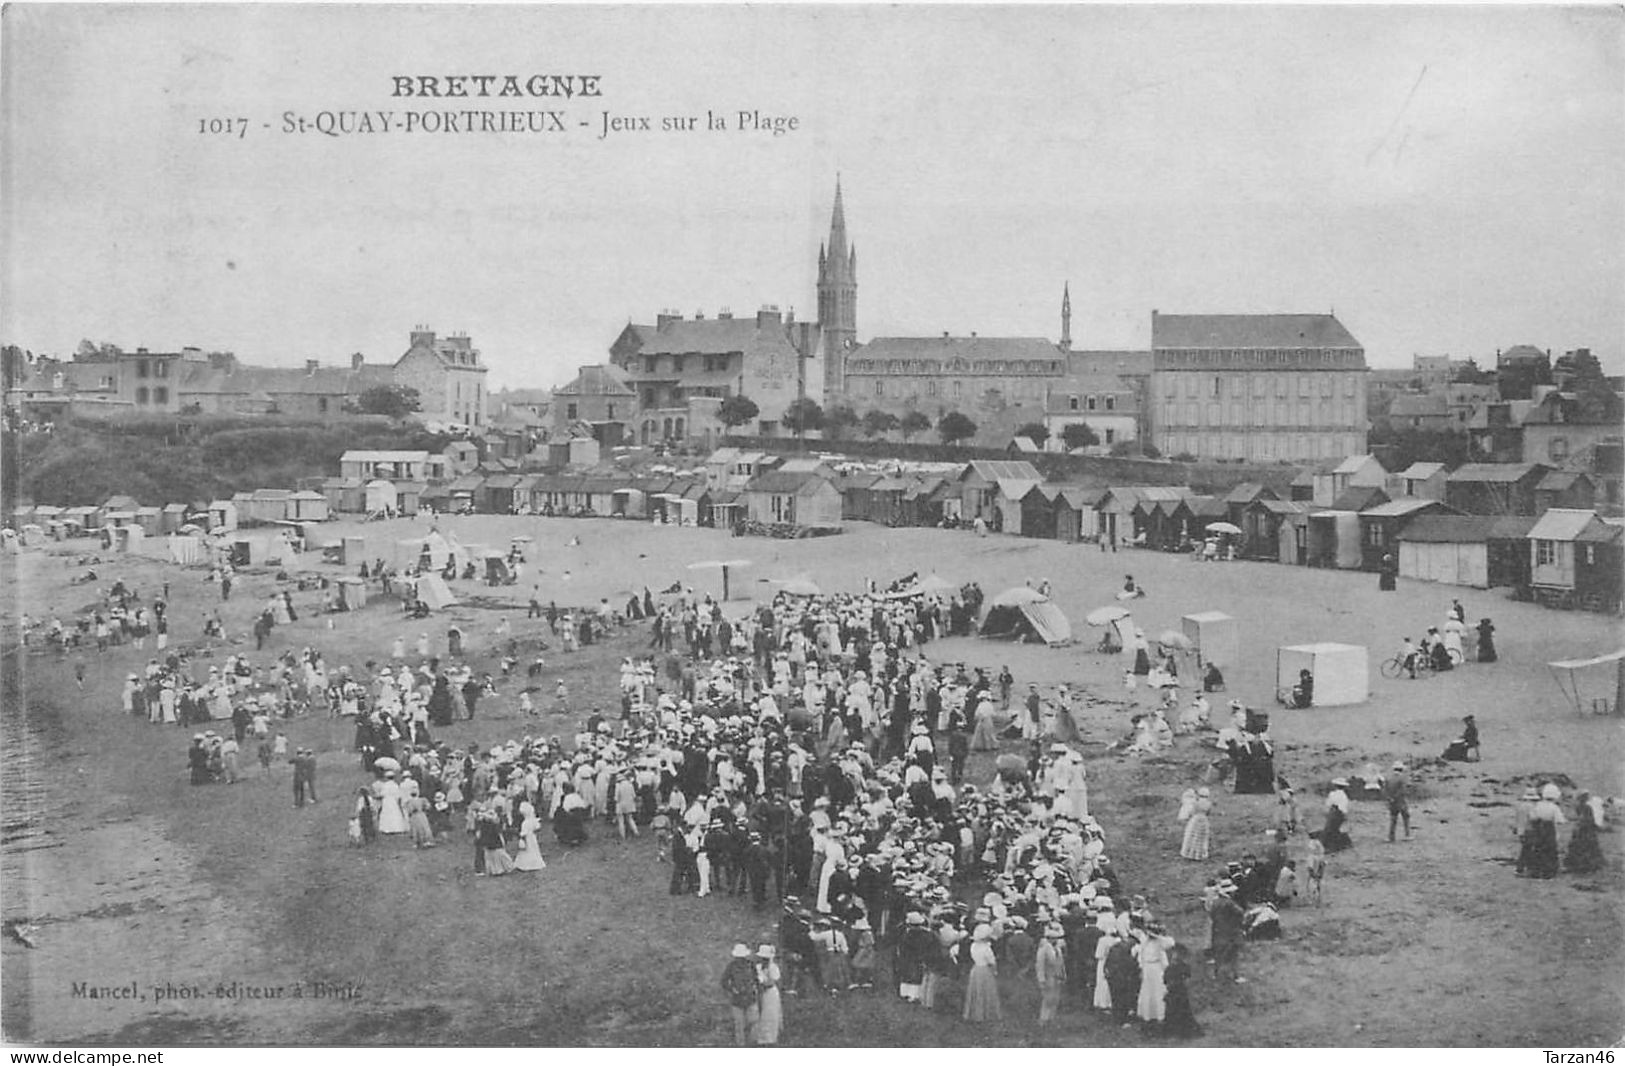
[1156,630,1194,651]
[989,586,1048,608]
[1086,605,1131,626]
[777,576,822,597]
[914,573,956,594]
[372,756,401,772]
[1206,521,1243,535]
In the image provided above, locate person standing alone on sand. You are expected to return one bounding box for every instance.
[1207,880,1245,983]
[721,943,760,1046]
[1384,761,1412,842]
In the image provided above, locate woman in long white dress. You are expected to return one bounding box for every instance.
[1441,616,1465,663]
[375,774,409,835]
[1135,923,1175,1023]
[512,802,547,871]
[816,836,846,913]
[1093,917,1118,1011]
[971,696,1001,751]
[754,946,783,1045]
[1181,787,1213,860]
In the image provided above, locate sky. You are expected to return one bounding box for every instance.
[3,4,1622,390]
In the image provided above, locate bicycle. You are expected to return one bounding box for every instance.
[1380,653,1435,680]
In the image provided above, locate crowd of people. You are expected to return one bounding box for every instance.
[14,528,1614,1046]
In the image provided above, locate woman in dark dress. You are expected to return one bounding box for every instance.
[1524,784,1565,879]
[188,736,210,785]
[1566,793,1604,873]
[426,675,455,727]
[1321,780,1353,853]
[1475,618,1497,662]
[1161,944,1202,1037]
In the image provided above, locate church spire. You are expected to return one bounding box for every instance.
[824,174,850,280]
[817,175,858,396]
[1060,282,1072,351]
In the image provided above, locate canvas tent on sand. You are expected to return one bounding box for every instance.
[1182,611,1238,669]
[414,573,458,611]
[1276,642,1368,707]
[980,590,1072,646]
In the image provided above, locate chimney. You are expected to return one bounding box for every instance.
[970,331,978,338]
[351,352,365,370]
[305,359,320,374]
[136,347,149,355]
[656,310,681,330]
[410,325,436,348]
[718,307,733,320]
[942,331,950,339]
[756,305,782,329]
[785,307,795,325]
[695,309,706,320]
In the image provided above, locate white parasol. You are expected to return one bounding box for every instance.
[1085,605,1131,626]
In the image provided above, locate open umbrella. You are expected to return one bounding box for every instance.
[913,573,956,595]
[989,586,1048,608]
[371,756,401,772]
[777,576,822,597]
[1086,604,1131,626]
[1206,521,1243,535]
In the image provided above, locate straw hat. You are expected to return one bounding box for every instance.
[731,943,750,959]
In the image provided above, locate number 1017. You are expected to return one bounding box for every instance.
[199,118,248,139]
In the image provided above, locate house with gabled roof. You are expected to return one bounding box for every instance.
[551,364,635,441]
[742,469,842,527]
[958,460,1042,522]
[1534,470,1595,515]
[1396,461,1449,501]
[390,327,489,428]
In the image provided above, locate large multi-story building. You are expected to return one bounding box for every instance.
[392,327,489,428]
[1149,311,1368,462]
[609,306,822,445]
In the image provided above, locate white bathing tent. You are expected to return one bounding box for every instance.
[1181,611,1237,668]
[1276,642,1368,707]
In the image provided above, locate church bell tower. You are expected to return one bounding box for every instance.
[817,176,857,395]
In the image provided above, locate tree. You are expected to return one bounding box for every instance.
[862,409,900,438]
[1109,440,1137,457]
[1015,421,1049,447]
[1497,353,1552,401]
[937,411,978,446]
[899,410,932,442]
[76,340,122,361]
[1450,357,1495,385]
[1554,348,1604,387]
[823,403,859,440]
[781,397,824,436]
[1060,422,1099,451]
[348,384,421,419]
[717,394,760,430]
